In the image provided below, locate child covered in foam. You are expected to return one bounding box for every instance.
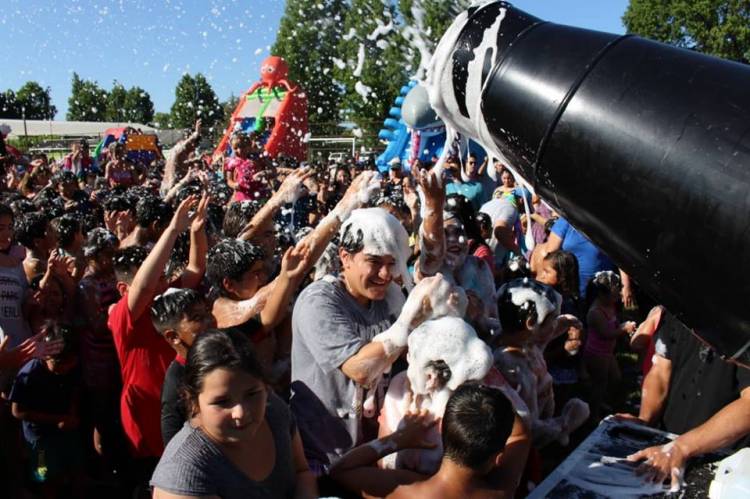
[376,298,529,475]
[494,278,590,448]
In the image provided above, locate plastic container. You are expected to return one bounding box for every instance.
[708,448,750,499]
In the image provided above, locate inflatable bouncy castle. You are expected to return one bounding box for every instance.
[375,80,485,173]
[214,56,308,162]
[93,128,162,166]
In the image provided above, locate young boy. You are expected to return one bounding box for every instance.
[15,211,55,282]
[150,288,216,445]
[107,195,207,468]
[10,322,83,496]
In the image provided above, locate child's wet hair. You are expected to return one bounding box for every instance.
[151,288,205,335]
[585,270,621,308]
[83,227,119,259]
[42,320,78,361]
[14,212,49,249]
[103,194,136,214]
[222,201,262,239]
[113,245,149,284]
[49,215,81,248]
[206,238,265,296]
[135,196,172,229]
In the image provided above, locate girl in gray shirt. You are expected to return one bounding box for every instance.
[151,329,317,498]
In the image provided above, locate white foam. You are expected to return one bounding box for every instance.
[406,316,493,398]
[340,208,412,288]
[506,283,562,326]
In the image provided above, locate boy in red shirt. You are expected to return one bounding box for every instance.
[107,195,208,483]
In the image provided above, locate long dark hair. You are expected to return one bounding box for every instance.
[182,329,266,417]
[543,250,580,299]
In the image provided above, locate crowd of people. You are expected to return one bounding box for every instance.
[0,119,747,499]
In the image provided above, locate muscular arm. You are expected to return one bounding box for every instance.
[341,340,403,387]
[487,413,532,496]
[674,385,750,459]
[639,353,672,426]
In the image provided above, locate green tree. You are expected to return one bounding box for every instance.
[67,73,108,121]
[152,112,173,129]
[170,73,223,130]
[272,0,347,128]
[0,90,19,119]
[123,86,154,124]
[105,81,128,122]
[16,81,56,119]
[334,0,409,140]
[623,0,750,63]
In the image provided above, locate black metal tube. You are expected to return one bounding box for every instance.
[430,2,750,362]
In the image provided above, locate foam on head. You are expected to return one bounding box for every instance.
[500,278,562,326]
[407,316,493,398]
[340,207,413,288]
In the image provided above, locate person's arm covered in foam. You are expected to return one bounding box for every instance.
[416,169,445,277]
[128,196,198,320]
[344,275,448,387]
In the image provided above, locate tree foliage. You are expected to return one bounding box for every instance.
[0,82,56,120]
[16,82,57,120]
[623,0,750,63]
[334,0,409,138]
[272,0,347,127]
[124,86,155,124]
[105,82,128,122]
[67,73,108,121]
[170,73,223,130]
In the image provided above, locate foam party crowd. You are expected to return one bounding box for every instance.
[2,2,750,499]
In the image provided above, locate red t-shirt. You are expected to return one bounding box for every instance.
[108,294,175,458]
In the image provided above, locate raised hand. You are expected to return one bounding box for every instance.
[392,409,438,450]
[276,167,314,204]
[171,195,199,233]
[190,194,210,233]
[416,167,445,211]
[281,241,313,281]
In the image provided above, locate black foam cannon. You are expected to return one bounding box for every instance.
[429,1,750,364]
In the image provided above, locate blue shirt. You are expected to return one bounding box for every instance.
[446,180,485,210]
[9,359,80,443]
[551,218,615,298]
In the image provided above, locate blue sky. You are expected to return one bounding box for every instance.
[0,0,629,119]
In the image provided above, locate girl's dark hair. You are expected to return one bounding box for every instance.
[206,238,265,296]
[543,250,580,299]
[183,329,266,416]
[585,270,621,310]
[444,194,482,243]
[49,215,81,248]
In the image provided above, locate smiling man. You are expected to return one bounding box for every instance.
[290,207,430,477]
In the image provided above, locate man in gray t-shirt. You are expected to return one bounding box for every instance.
[290,207,437,474]
[291,275,398,471]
